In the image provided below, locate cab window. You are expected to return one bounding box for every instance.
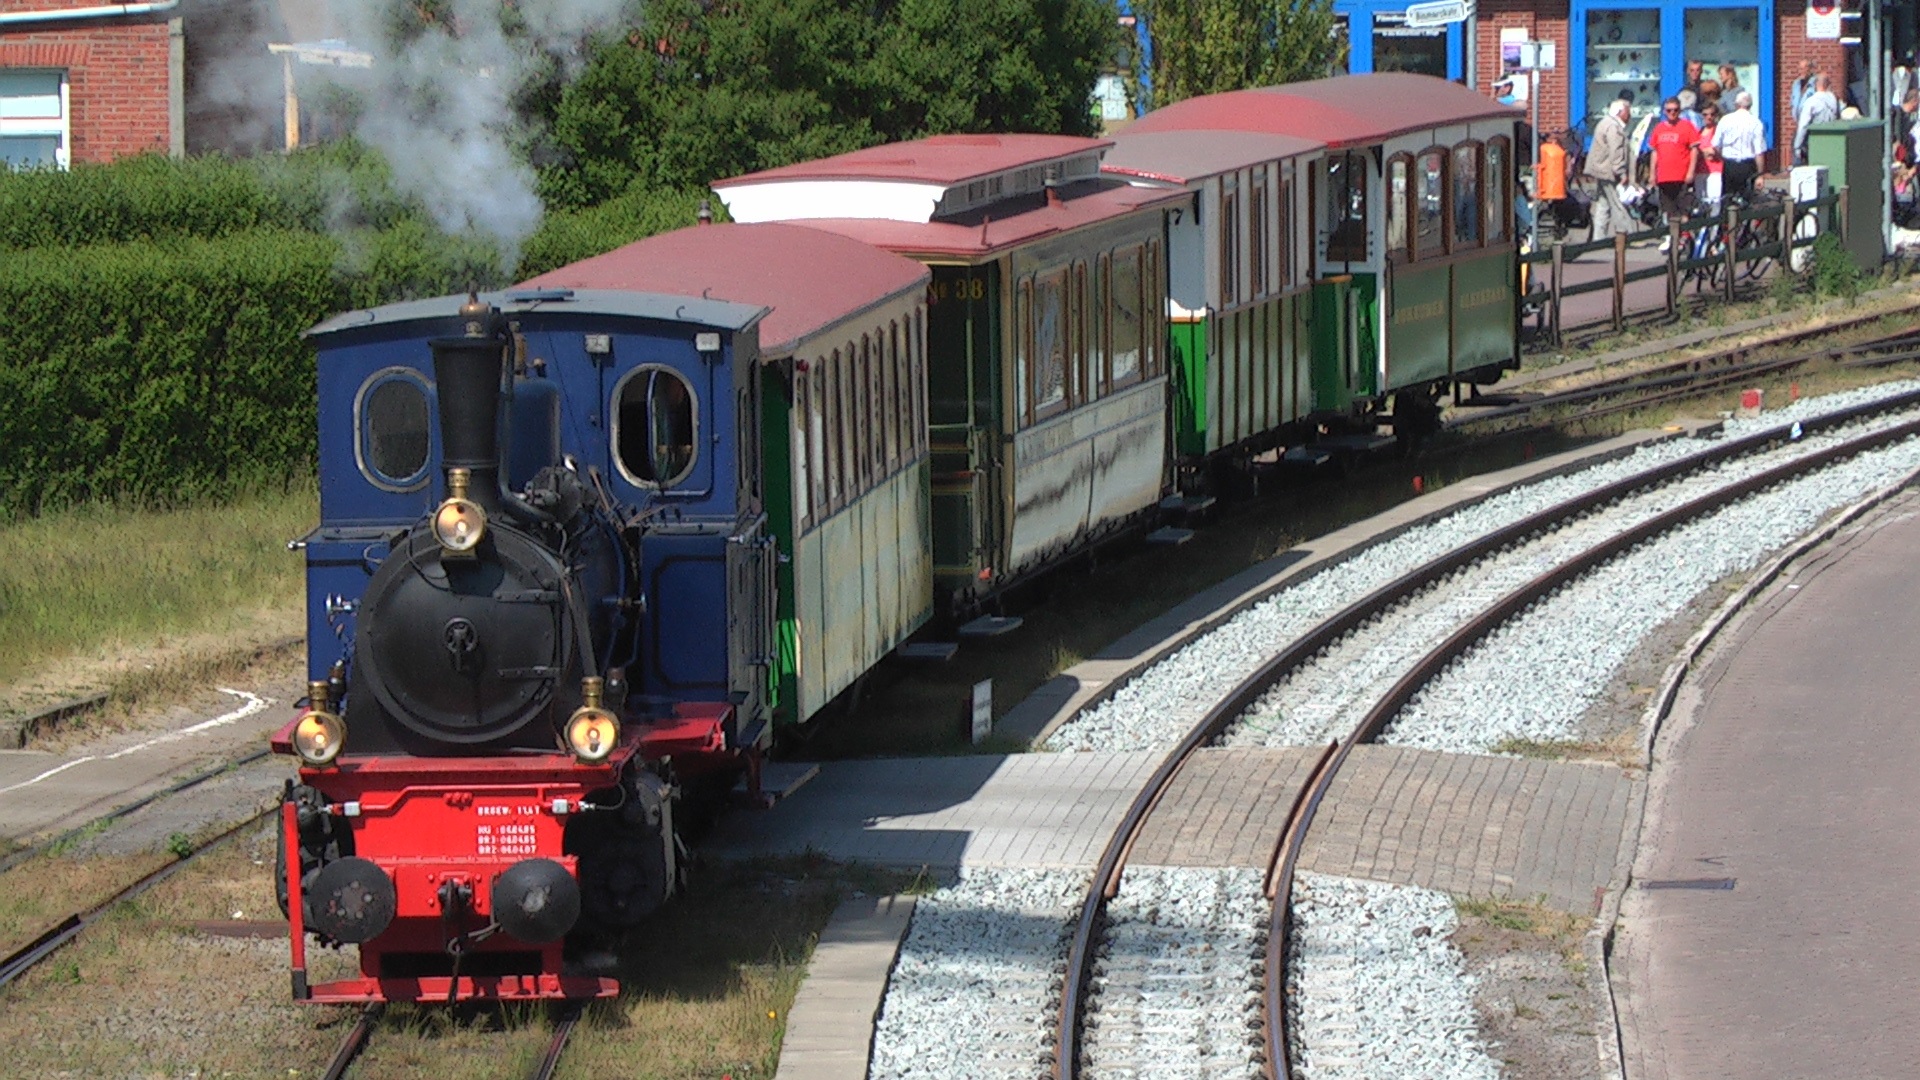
[356,368,431,490]
[614,365,697,487]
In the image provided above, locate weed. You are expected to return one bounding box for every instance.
[1808,233,1864,300]
[166,832,195,860]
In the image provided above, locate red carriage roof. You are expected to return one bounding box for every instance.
[712,133,1111,187]
[1123,73,1519,149]
[517,222,928,356]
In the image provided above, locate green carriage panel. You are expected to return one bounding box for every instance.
[1170,315,1209,456]
[1450,249,1518,375]
[1383,261,1452,392]
[1310,275,1378,411]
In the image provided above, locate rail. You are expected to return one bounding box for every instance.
[1525,189,1847,345]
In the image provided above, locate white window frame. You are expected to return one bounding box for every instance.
[0,70,71,170]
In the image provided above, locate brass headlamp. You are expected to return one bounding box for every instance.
[564,677,620,763]
[432,467,488,555]
[293,680,347,767]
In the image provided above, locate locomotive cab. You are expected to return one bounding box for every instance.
[276,287,773,1005]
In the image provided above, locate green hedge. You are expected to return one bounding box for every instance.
[0,143,429,251]
[515,186,719,278]
[0,225,501,517]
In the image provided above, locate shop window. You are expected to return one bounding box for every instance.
[1413,148,1446,259]
[0,71,68,171]
[1586,10,1661,133]
[1325,152,1369,263]
[1386,155,1411,258]
[1486,139,1510,243]
[356,369,431,490]
[1686,12,1759,114]
[1452,143,1481,249]
[1372,13,1449,78]
[615,365,697,488]
[1111,245,1143,387]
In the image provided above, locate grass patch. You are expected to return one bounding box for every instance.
[1455,895,1591,972]
[0,477,312,719]
[0,826,913,1080]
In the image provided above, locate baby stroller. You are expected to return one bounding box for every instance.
[1545,186,1594,239]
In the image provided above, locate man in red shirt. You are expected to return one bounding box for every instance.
[1648,97,1699,251]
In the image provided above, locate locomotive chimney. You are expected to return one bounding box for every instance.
[431,295,508,513]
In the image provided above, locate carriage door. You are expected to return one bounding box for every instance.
[727,373,775,745]
[1310,275,1358,412]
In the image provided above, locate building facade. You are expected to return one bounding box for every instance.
[1337,0,1879,168]
[0,0,180,168]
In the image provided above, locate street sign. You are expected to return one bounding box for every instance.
[1404,0,1473,29]
[1807,1,1841,40]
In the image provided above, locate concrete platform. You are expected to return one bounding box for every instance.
[773,893,916,1080]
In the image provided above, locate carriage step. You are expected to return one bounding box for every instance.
[898,642,960,662]
[734,761,820,803]
[959,615,1024,639]
[1313,432,1397,454]
[1147,527,1195,546]
[1282,445,1334,466]
[1158,494,1217,515]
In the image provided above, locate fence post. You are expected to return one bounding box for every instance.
[1784,198,1799,274]
[1723,203,1738,302]
[1666,219,1681,316]
[1612,229,1627,331]
[1550,240,1565,346]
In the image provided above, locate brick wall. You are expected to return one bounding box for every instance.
[1776,4,1851,165]
[1476,0,1574,136]
[0,0,173,163]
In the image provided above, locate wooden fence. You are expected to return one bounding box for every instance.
[1523,188,1848,345]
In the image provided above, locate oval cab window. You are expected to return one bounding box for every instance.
[615,365,697,487]
[356,369,432,490]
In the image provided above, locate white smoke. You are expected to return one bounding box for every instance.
[199,0,632,264]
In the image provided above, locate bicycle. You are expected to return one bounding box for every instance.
[1677,190,1781,293]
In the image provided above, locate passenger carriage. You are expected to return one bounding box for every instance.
[520,223,933,727]
[1122,73,1522,444]
[716,136,1187,612]
[1101,129,1326,482]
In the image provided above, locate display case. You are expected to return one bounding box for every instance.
[1585,10,1661,132]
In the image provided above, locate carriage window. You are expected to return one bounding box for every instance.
[1146,238,1163,376]
[356,369,431,490]
[1453,144,1481,248]
[866,334,884,477]
[1032,270,1067,420]
[614,365,697,487]
[1486,139,1510,243]
[1386,157,1409,259]
[1250,169,1268,298]
[825,350,844,509]
[795,366,815,529]
[853,339,871,491]
[1324,152,1368,262]
[1413,148,1446,258]
[1221,178,1240,307]
[1280,165,1294,288]
[1110,246,1143,387]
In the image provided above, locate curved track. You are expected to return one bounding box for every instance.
[1049,390,1920,1078]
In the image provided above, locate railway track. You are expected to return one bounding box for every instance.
[1453,321,1920,434]
[319,1001,583,1080]
[0,803,275,992]
[1040,384,1920,1077]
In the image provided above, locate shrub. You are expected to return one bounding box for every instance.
[515,186,719,279]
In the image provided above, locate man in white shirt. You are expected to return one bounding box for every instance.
[1793,72,1840,166]
[1712,91,1768,203]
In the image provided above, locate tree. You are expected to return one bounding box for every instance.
[538,0,1113,211]
[1128,0,1340,110]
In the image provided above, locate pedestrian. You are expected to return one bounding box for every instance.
[1697,78,1722,112]
[1684,59,1706,98]
[1789,59,1815,123]
[1899,89,1920,165]
[1794,72,1840,166]
[1717,64,1742,104]
[1648,97,1699,248]
[1694,102,1724,211]
[1586,97,1633,238]
[1712,91,1767,204]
